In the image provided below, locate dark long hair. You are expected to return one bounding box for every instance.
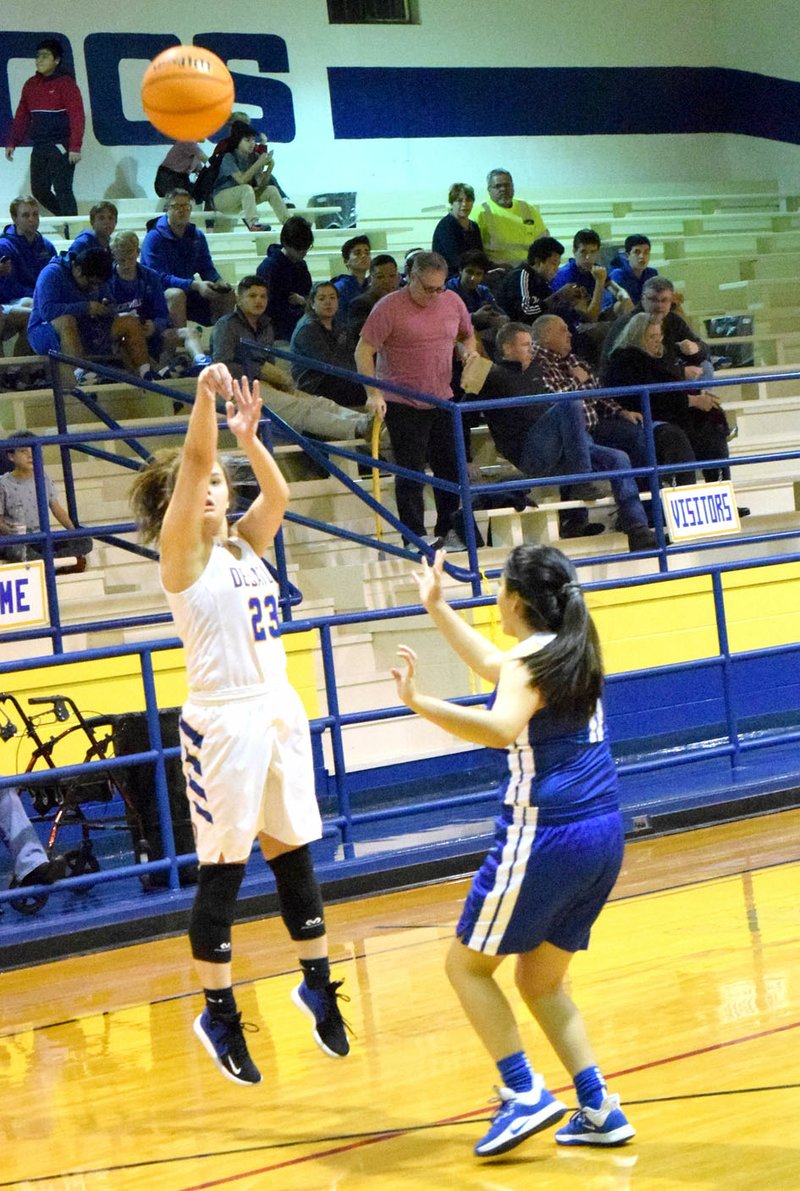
[228,120,255,155]
[502,544,603,720]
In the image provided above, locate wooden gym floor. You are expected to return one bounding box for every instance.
[1,808,798,1190]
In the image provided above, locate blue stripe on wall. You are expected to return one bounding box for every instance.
[328,66,800,144]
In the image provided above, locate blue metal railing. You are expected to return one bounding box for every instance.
[2,351,800,912]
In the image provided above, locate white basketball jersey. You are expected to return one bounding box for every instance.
[164,539,288,697]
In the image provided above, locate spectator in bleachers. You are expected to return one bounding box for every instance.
[4,39,84,217]
[498,235,582,326]
[332,234,372,320]
[289,282,366,408]
[211,274,372,443]
[0,196,57,299]
[0,787,66,888]
[605,276,715,382]
[154,140,208,200]
[0,430,93,563]
[210,121,275,232]
[638,276,712,376]
[140,189,233,331]
[355,250,478,548]
[601,311,737,493]
[401,247,424,284]
[476,319,599,507]
[528,314,658,550]
[256,215,314,342]
[27,245,114,390]
[346,253,400,342]
[476,169,547,267]
[109,230,172,380]
[551,229,630,322]
[445,251,508,350]
[551,229,633,368]
[432,183,484,275]
[609,234,658,306]
[209,112,292,220]
[69,201,118,256]
[0,195,56,353]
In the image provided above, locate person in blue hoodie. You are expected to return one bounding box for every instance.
[608,235,658,307]
[27,245,113,389]
[256,215,313,342]
[140,189,233,331]
[109,229,172,378]
[331,234,371,321]
[68,201,118,258]
[0,195,57,353]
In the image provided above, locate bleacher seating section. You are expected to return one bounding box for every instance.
[4,182,800,765]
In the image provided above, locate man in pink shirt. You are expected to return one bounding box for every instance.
[355,251,477,547]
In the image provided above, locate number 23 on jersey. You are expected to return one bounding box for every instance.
[249,594,281,640]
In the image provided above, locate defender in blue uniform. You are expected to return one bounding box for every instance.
[392,545,635,1158]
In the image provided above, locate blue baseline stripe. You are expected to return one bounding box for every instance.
[327,66,800,145]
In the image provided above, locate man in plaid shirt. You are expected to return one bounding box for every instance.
[529,315,656,550]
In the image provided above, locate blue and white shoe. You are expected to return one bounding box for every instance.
[474,1077,567,1157]
[73,367,111,387]
[193,1008,262,1086]
[555,1094,635,1146]
[185,353,213,376]
[291,979,350,1057]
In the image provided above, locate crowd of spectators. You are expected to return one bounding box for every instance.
[0,41,745,559]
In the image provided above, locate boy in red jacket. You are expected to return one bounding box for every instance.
[5,39,85,217]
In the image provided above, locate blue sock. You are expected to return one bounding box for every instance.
[574,1065,606,1109]
[497,1050,534,1094]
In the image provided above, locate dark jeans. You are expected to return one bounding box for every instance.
[593,415,697,487]
[518,400,592,483]
[30,144,77,216]
[384,401,459,541]
[560,441,647,535]
[687,408,730,482]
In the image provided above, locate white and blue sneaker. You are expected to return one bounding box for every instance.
[291,979,351,1057]
[555,1094,635,1146]
[193,1008,262,1086]
[474,1077,567,1157]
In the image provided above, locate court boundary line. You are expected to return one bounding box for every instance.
[5,1022,798,1189]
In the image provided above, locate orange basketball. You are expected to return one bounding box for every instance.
[141,46,234,141]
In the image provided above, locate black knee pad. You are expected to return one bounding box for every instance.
[189,863,245,963]
[268,845,325,941]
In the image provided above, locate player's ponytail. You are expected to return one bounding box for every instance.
[502,544,603,720]
[129,448,182,544]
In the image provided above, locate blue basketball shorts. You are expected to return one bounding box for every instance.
[456,803,625,956]
[27,321,61,356]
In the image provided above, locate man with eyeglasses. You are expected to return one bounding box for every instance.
[355,251,478,549]
[4,39,85,217]
[140,189,234,332]
[476,169,548,268]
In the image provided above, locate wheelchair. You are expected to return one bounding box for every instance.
[0,692,149,915]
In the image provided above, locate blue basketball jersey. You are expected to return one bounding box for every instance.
[488,633,619,824]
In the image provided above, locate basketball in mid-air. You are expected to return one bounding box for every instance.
[141,46,234,141]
